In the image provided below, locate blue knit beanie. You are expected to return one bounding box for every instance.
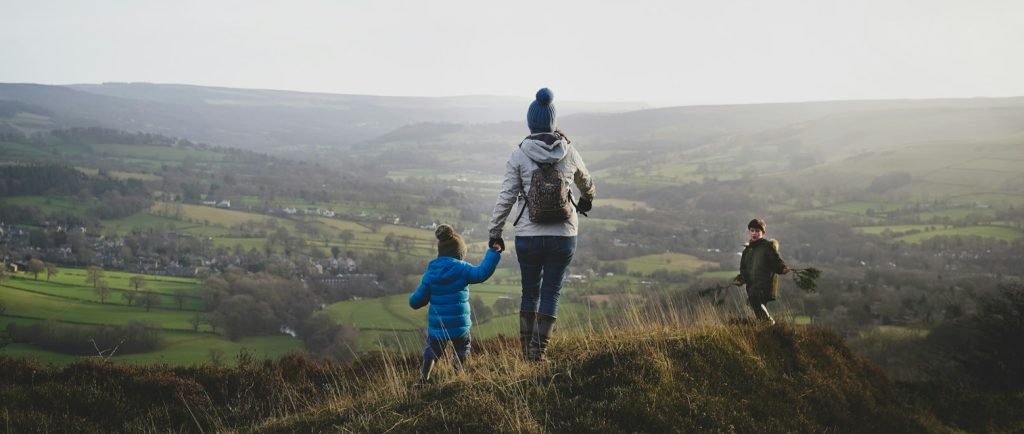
[526,88,556,133]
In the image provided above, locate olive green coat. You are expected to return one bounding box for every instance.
[736,238,787,301]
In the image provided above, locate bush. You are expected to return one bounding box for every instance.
[949,283,1024,392]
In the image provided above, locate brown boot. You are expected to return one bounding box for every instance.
[528,313,556,362]
[519,311,537,360]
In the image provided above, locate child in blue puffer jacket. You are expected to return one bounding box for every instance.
[409,224,501,384]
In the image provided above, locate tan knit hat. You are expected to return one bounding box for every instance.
[435,224,466,259]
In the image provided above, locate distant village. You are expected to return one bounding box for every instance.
[0,219,384,298]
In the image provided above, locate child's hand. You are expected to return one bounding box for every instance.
[782,266,791,274]
[489,237,505,252]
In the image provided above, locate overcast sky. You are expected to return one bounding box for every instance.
[2,0,1022,106]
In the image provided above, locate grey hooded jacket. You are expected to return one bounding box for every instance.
[489,132,596,239]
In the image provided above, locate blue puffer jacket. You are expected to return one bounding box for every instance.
[409,249,501,339]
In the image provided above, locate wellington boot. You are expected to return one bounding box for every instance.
[754,303,775,325]
[528,313,556,362]
[454,348,469,373]
[416,358,435,386]
[519,311,537,360]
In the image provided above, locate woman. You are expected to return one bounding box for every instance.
[488,88,595,361]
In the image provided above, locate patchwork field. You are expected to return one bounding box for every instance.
[317,265,636,352]
[0,267,302,365]
[89,143,226,163]
[616,252,720,275]
[99,203,442,258]
[75,167,161,181]
[599,198,654,211]
[895,225,1024,243]
[0,195,98,215]
[856,225,937,236]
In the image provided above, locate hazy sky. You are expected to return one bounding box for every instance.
[2,0,1022,105]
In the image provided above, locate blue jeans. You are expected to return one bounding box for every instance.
[422,333,471,363]
[516,236,577,317]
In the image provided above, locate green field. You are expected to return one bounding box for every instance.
[0,141,60,159]
[948,193,1024,208]
[76,166,161,181]
[101,212,193,234]
[856,224,937,236]
[823,201,898,215]
[385,168,487,182]
[599,198,654,211]
[912,207,999,222]
[0,286,200,330]
[616,252,720,275]
[317,264,636,352]
[585,217,629,231]
[101,202,442,259]
[895,225,1024,243]
[89,143,225,163]
[321,287,620,352]
[2,277,203,311]
[701,270,739,281]
[176,203,276,227]
[0,195,98,214]
[0,266,301,366]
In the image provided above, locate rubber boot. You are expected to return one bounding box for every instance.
[528,314,556,362]
[519,311,537,360]
[754,303,775,325]
[453,353,467,373]
[417,358,435,385]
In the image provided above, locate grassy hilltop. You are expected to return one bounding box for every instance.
[2,310,1021,433]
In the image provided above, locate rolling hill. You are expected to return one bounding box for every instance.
[0,82,647,153]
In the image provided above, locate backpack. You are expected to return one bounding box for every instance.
[513,134,581,225]
[524,159,573,224]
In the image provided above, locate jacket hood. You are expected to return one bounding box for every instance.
[744,238,779,250]
[520,132,568,164]
[425,257,464,285]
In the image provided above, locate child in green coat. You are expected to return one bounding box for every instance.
[733,218,789,324]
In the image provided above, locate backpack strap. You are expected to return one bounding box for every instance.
[512,142,534,227]
[512,194,527,226]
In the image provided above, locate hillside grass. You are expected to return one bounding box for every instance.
[1,310,986,433]
[1,330,299,366]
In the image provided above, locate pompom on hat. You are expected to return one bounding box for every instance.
[435,224,467,259]
[526,88,557,133]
